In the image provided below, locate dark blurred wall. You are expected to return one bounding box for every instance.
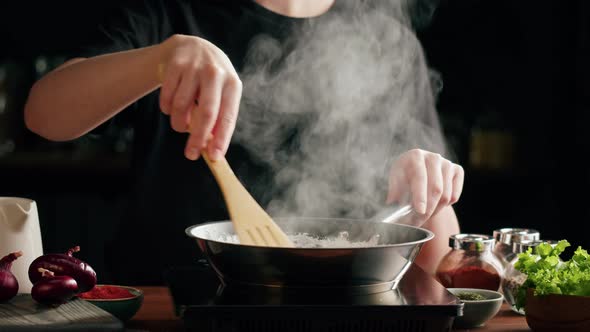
[418,0,589,250]
[0,1,135,282]
[0,0,588,282]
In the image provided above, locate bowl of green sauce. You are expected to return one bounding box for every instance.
[448,288,503,328]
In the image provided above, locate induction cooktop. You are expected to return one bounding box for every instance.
[164,260,463,332]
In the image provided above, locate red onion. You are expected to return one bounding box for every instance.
[29,246,96,293]
[31,268,78,306]
[0,251,22,302]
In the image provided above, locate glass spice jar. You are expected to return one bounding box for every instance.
[492,228,540,267]
[502,239,560,315]
[436,234,504,291]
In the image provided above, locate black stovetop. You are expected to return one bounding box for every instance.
[164,261,463,332]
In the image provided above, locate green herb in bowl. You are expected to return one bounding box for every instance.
[457,292,486,301]
[447,288,503,328]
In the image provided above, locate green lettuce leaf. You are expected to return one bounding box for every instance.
[513,240,590,309]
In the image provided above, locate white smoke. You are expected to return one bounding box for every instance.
[234,0,449,219]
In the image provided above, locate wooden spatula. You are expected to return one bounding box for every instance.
[200,153,294,247]
[157,64,294,248]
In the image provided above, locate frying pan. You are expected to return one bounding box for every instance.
[185,217,433,295]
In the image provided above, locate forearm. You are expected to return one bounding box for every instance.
[414,205,461,275]
[24,44,164,141]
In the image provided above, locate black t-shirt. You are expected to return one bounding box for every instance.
[77,0,446,284]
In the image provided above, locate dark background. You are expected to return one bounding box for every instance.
[0,0,588,283]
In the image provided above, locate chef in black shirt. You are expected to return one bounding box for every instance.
[24,0,464,284]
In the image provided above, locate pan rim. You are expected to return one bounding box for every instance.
[185,217,435,250]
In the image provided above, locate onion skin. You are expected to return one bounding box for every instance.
[31,268,78,306]
[0,251,22,302]
[28,246,96,293]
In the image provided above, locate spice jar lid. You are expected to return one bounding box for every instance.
[512,239,559,254]
[493,228,540,245]
[449,234,495,251]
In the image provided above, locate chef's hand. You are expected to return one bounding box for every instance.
[387,149,464,221]
[158,34,243,161]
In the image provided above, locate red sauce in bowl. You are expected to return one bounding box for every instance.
[79,285,135,299]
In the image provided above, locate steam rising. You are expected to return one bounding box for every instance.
[234,0,448,219]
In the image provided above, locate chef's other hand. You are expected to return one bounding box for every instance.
[158,34,242,161]
[387,149,464,221]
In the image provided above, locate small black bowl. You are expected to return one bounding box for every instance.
[80,285,144,322]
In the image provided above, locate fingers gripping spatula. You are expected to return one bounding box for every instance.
[158,64,294,248]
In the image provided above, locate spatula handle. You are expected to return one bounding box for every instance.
[201,152,238,192]
[201,152,257,217]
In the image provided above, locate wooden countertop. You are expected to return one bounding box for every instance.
[125,287,183,332]
[127,286,530,332]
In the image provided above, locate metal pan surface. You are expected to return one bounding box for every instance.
[186,217,433,294]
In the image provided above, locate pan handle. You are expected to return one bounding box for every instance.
[371,204,414,224]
